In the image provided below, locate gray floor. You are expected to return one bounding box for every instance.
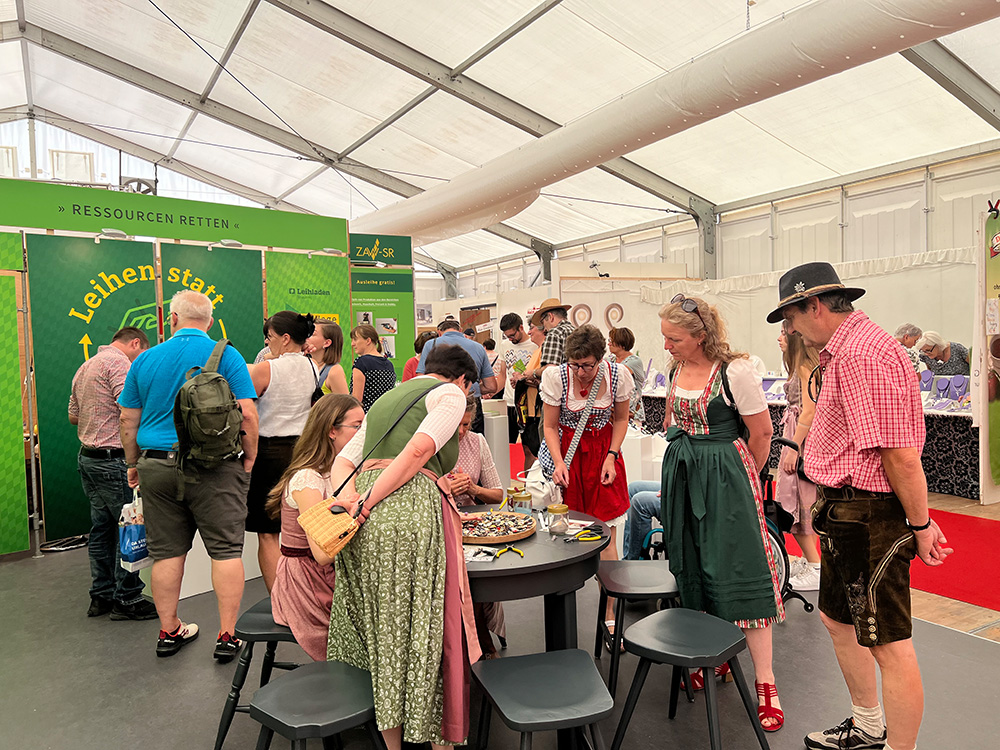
[2,548,999,750]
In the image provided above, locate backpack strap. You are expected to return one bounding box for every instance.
[204,339,230,374]
[720,361,736,405]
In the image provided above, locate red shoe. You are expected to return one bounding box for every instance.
[755,681,784,732]
[681,664,731,692]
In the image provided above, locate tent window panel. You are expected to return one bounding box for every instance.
[0,146,16,178]
[50,149,95,183]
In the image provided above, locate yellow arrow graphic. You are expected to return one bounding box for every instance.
[79,333,93,361]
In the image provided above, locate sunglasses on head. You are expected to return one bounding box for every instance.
[671,293,705,325]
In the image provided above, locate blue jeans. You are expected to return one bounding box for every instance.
[78,453,144,604]
[623,480,662,560]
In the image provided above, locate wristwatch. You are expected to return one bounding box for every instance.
[126,462,138,469]
[907,518,932,531]
[607,449,620,459]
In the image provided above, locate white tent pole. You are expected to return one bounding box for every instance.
[352,0,1000,243]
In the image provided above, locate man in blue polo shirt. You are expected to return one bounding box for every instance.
[119,290,258,662]
[417,319,497,433]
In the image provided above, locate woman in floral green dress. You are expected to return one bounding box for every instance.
[305,345,480,750]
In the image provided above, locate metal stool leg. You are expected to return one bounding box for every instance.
[703,667,723,750]
[365,720,387,750]
[520,732,532,750]
[610,657,651,750]
[589,723,607,750]
[728,657,770,750]
[668,665,681,720]
[594,588,609,658]
[608,596,625,698]
[254,725,273,750]
[477,695,492,750]
[260,640,278,687]
[293,740,308,750]
[681,667,695,702]
[215,640,255,750]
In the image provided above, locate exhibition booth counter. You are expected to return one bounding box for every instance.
[641,390,979,500]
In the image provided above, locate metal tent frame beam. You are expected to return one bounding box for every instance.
[1,22,540,262]
[265,0,712,216]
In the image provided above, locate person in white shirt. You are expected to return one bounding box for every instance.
[499,312,538,469]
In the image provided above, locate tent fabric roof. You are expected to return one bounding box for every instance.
[2,1,1000,271]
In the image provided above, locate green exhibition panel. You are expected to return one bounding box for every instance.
[350,268,415,381]
[349,233,412,266]
[0,178,348,252]
[161,243,264,360]
[27,235,157,540]
[0,275,28,554]
[266,251,352,365]
[0,231,23,271]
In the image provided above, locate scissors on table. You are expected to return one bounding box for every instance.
[495,545,524,558]
[564,524,606,543]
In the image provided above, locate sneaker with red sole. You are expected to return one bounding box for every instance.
[214,631,242,663]
[156,621,199,657]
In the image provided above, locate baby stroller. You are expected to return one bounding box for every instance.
[639,436,814,613]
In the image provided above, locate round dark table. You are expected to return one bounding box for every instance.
[464,507,609,652]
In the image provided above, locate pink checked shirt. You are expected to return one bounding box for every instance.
[803,312,925,492]
[68,345,131,449]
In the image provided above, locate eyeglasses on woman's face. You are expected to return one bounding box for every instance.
[567,360,597,372]
[670,293,705,325]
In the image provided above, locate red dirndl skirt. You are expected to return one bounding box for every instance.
[560,422,630,522]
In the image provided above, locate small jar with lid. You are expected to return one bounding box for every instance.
[546,503,570,535]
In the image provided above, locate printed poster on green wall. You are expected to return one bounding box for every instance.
[266,251,352,365]
[161,243,263,361]
[27,235,156,539]
[0,275,28,554]
[351,269,415,382]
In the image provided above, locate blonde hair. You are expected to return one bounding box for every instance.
[781,319,819,375]
[917,330,946,350]
[265,394,362,519]
[658,296,746,364]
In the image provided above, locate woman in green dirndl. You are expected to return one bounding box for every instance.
[306,346,481,750]
[659,295,786,733]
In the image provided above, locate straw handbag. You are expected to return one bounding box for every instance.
[298,382,446,558]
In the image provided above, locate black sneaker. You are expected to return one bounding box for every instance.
[804,717,886,749]
[87,597,113,617]
[110,598,159,621]
[214,632,242,663]
[156,622,199,657]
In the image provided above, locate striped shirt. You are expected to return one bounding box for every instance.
[68,345,131,449]
[803,312,925,492]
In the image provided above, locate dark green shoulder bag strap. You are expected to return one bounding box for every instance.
[203,338,230,374]
[719,362,751,442]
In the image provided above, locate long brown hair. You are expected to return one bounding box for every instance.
[266,394,362,519]
[658,296,746,364]
[781,319,819,376]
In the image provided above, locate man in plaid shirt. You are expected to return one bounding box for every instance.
[69,326,153,621]
[770,263,952,750]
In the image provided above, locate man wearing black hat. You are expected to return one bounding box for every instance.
[770,262,952,750]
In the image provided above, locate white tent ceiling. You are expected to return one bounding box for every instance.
[2,0,1000,272]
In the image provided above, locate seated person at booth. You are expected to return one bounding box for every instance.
[622,480,662,560]
[267,394,364,661]
[449,395,506,658]
[917,330,970,376]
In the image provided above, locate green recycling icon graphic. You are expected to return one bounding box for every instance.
[120,302,158,331]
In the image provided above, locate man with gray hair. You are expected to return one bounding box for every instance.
[119,290,258,661]
[893,323,922,373]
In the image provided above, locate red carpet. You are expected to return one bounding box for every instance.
[908,509,1000,611]
[786,509,1000,611]
[516,444,999,611]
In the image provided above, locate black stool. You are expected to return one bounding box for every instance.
[473,649,613,750]
[215,597,300,750]
[594,560,680,698]
[250,661,384,750]
[610,608,770,750]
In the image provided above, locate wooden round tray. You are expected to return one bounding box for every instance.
[462,511,536,545]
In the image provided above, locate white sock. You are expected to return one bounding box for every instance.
[852,703,885,737]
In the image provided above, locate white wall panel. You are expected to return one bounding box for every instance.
[773,196,841,271]
[844,181,924,261]
[664,223,699,278]
[930,162,1000,253]
[719,212,771,277]
[622,234,661,263]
